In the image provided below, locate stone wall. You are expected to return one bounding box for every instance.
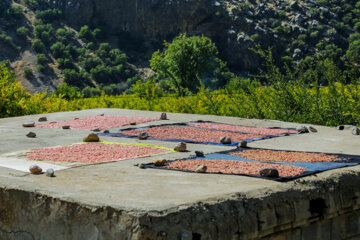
[1,170,360,239]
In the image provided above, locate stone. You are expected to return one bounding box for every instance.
[197,120,204,123]
[83,133,100,142]
[29,165,42,174]
[174,142,187,152]
[23,122,35,128]
[38,117,47,122]
[296,125,309,133]
[130,122,136,125]
[46,168,55,177]
[139,163,146,169]
[26,132,36,138]
[160,112,167,120]
[195,165,207,173]
[62,125,70,129]
[92,128,100,132]
[238,141,248,148]
[99,114,105,116]
[220,136,232,144]
[138,132,149,140]
[337,125,345,130]
[352,127,360,136]
[103,130,110,133]
[195,151,205,157]
[152,159,167,166]
[259,167,279,178]
[308,126,318,133]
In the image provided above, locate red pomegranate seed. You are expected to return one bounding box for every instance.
[36,116,159,130]
[26,143,169,163]
[230,149,343,162]
[120,126,264,143]
[188,122,298,135]
[163,159,306,177]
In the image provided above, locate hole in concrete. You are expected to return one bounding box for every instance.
[192,232,202,240]
[309,198,326,217]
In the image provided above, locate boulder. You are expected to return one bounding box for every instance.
[138,132,149,140]
[238,141,248,148]
[259,167,279,178]
[38,117,47,122]
[83,133,100,142]
[23,122,35,128]
[195,165,207,173]
[62,125,71,129]
[160,112,168,120]
[152,159,167,166]
[220,136,232,144]
[29,165,42,174]
[174,142,187,152]
[26,132,36,138]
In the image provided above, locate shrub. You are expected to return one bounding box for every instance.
[32,39,46,53]
[24,68,34,79]
[36,54,49,65]
[16,26,29,38]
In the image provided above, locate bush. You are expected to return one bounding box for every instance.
[32,39,46,53]
[50,41,67,58]
[24,68,34,79]
[16,26,29,38]
[36,9,62,22]
[36,54,49,65]
[78,25,93,41]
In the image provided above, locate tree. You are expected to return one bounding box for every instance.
[150,34,222,95]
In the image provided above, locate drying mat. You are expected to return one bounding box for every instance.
[187,121,299,136]
[98,123,274,146]
[0,142,174,173]
[140,148,360,181]
[36,115,160,130]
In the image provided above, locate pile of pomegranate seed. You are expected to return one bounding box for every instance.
[188,122,298,135]
[26,143,169,163]
[163,159,306,177]
[36,116,159,130]
[229,149,344,162]
[120,126,264,143]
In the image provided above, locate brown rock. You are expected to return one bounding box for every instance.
[38,117,47,122]
[83,133,100,142]
[195,165,207,173]
[29,165,42,174]
[92,128,100,132]
[130,122,137,125]
[139,163,146,169]
[238,141,247,148]
[152,159,167,166]
[23,122,35,128]
[160,112,167,120]
[26,132,36,138]
[174,142,187,152]
[220,136,232,144]
[62,125,71,129]
[259,167,279,178]
[138,132,149,140]
[309,126,318,133]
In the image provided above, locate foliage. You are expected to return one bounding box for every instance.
[150,34,223,96]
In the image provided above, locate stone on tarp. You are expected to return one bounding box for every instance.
[238,141,247,148]
[138,132,149,140]
[195,165,207,173]
[23,122,35,128]
[62,125,70,129]
[220,136,232,144]
[174,142,187,152]
[195,151,205,157]
[152,159,167,166]
[259,167,279,178]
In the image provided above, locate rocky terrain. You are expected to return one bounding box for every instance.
[0,0,358,92]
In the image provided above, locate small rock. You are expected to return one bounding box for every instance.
[308,126,318,133]
[138,132,149,140]
[195,151,205,157]
[259,167,279,178]
[92,128,100,132]
[139,163,146,169]
[160,112,167,120]
[99,114,105,116]
[352,127,360,135]
[26,132,36,138]
[337,125,345,130]
[174,142,187,152]
[195,165,207,173]
[23,122,35,128]
[296,125,309,133]
[220,136,232,144]
[130,122,136,125]
[103,130,110,133]
[29,165,42,174]
[62,125,70,129]
[238,141,248,148]
[197,120,204,123]
[83,133,100,142]
[46,168,55,177]
[152,159,167,166]
[38,117,47,122]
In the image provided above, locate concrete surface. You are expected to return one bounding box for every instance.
[0,109,360,239]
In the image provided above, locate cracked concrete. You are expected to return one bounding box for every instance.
[0,109,360,239]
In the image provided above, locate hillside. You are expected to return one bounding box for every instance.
[0,0,359,93]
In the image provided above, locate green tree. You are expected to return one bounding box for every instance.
[150,34,221,95]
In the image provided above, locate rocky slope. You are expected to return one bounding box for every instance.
[0,0,359,92]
